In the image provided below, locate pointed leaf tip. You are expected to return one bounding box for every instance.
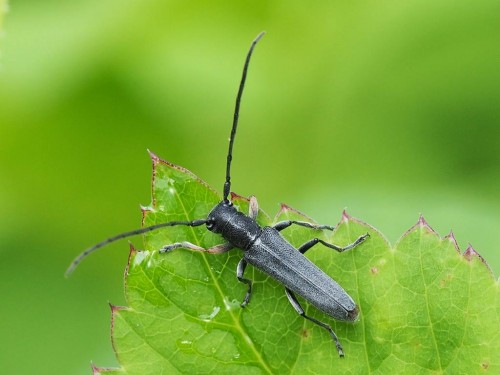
[277,203,315,223]
[417,214,438,234]
[128,242,136,252]
[274,204,290,224]
[92,363,119,375]
[463,244,480,262]
[230,191,246,201]
[463,244,494,275]
[123,243,137,279]
[280,203,290,211]
[147,149,160,162]
[91,363,100,375]
[463,244,481,261]
[342,209,350,222]
[109,303,127,313]
[418,214,427,226]
[445,231,461,253]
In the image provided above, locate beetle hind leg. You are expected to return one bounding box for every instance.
[285,288,345,357]
[297,233,369,255]
[237,259,253,307]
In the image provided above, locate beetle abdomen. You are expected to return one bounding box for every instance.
[244,227,358,321]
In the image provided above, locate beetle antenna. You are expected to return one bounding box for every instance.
[223,31,265,203]
[65,219,207,277]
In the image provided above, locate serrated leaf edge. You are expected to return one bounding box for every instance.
[98,155,499,373]
[395,215,495,280]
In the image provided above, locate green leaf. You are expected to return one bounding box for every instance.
[94,152,500,374]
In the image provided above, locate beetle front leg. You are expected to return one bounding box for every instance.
[237,258,253,307]
[285,288,345,357]
[160,241,233,254]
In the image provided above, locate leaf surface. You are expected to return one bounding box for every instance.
[94,153,500,374]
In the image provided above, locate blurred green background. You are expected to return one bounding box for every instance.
[1,0,499,374]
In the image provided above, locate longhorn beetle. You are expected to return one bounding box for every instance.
[66,31,369,357]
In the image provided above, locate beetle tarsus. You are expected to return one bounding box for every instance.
[285,288,345,357]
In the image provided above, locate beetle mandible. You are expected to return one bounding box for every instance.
[66,31,369,357]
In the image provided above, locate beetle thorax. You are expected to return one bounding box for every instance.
[206,201,262,250]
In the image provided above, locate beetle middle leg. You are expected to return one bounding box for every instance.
[274,219,369,254]
[273,220,334,232]
[285,288,345,357]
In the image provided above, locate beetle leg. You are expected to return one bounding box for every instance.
[297,233,369,255]
[237,258,253,307]
[206,242,234,253]
[273,220,334,232]
[248,195,259,219]
[159,241,233,254]
[285,288,345,357]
